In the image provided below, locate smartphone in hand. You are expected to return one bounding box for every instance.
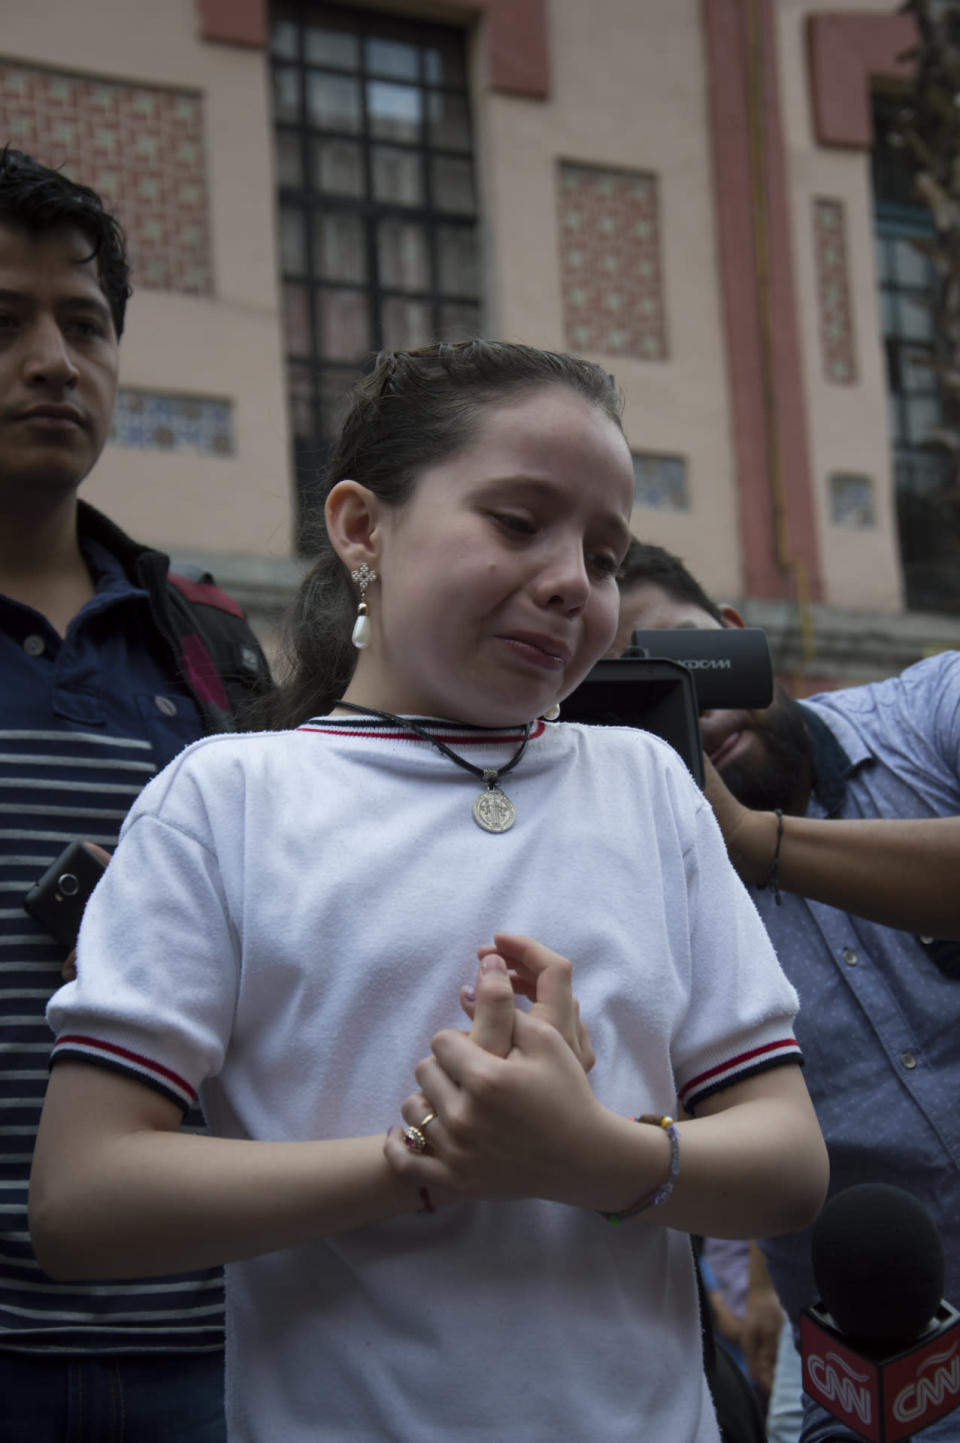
[23,841,108,951]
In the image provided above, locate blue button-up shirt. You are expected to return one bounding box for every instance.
[1,534,202,760]
[751,652,960,1442]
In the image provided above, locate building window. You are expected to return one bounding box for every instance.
[829,472,876,529]
[631,452,688,511]
[270,1,481,539]
[813,198,857,384]
[557,163,667,360]
[111,391,234,456]
[873,93,960,612]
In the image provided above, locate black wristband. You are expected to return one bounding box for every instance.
[763,808,784,905]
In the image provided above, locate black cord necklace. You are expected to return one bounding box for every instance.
[336,701,532,833]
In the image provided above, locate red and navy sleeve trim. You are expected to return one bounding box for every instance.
[50,1035,198,1114]
[679,1037,803,1115]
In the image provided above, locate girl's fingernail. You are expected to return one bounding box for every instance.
[463,984,476,1002]
[480,954,506,974]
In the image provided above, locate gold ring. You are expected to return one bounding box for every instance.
[402,1124,427,1154]
[418,1110,438,1132]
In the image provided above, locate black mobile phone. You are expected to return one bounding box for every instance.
[23,840,108,951]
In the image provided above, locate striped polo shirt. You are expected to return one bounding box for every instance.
[1,536,224,1355]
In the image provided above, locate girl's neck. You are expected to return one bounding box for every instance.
[331,699,534,730]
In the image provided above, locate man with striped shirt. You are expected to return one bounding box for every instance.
[0,148,270,1440]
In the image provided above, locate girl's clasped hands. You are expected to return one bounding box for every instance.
[386,934,609,1212]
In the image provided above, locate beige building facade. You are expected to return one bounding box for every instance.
[3,0,958,687]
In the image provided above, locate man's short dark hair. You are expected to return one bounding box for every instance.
[617,539,726,626]
[0,146,131,337]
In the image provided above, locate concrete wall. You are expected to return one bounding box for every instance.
[777,0,904,612]
[6,0,960,680]
[3,0,293,559]
[477,0,742,601]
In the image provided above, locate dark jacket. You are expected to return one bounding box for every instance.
[78,500,273,731]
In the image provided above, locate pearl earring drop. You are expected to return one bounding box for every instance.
[350,563,378,649]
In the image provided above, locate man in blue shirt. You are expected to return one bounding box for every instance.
[0,148,270,1440]
[615,540,960,1443]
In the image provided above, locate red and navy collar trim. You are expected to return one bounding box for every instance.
[298,715,546,747]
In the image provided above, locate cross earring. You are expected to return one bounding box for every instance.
[350,563,378,649]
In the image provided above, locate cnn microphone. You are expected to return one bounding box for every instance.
[800,1184,960,1441]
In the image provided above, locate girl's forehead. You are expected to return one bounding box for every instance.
[462,386,624,461]
[464,388,633,504]
[397,396,632,544]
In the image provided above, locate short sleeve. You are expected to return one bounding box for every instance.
[671,785,801,1113]
[47,803,240,1113]
[922,653,960,776]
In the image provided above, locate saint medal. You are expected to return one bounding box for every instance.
[334,702,529,835]
[473,785,516,834]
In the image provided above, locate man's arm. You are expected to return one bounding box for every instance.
[705,758,960,937]
[740,1241,786,1396]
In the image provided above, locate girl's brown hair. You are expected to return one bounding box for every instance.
[267,339,623,727]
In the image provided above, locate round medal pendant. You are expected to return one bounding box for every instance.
[473,786,516,834]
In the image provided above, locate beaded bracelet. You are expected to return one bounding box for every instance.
[763,808,784,906]
[600,1114,680,1224]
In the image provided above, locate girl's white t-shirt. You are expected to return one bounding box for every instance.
[50,716,800,1443]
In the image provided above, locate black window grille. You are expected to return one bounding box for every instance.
[270,1,482,543]
[872,92,960,613]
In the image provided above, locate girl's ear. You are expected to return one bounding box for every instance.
[325,480,381,572]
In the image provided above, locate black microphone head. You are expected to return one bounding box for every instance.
[812,1183,944,1342]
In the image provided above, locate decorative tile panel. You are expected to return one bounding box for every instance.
[0,62,212,295]
[829,472,875,528]
[110,390,234,455]
[557,162,667,359]
[632,452,688,511]
[814,198,857,384]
